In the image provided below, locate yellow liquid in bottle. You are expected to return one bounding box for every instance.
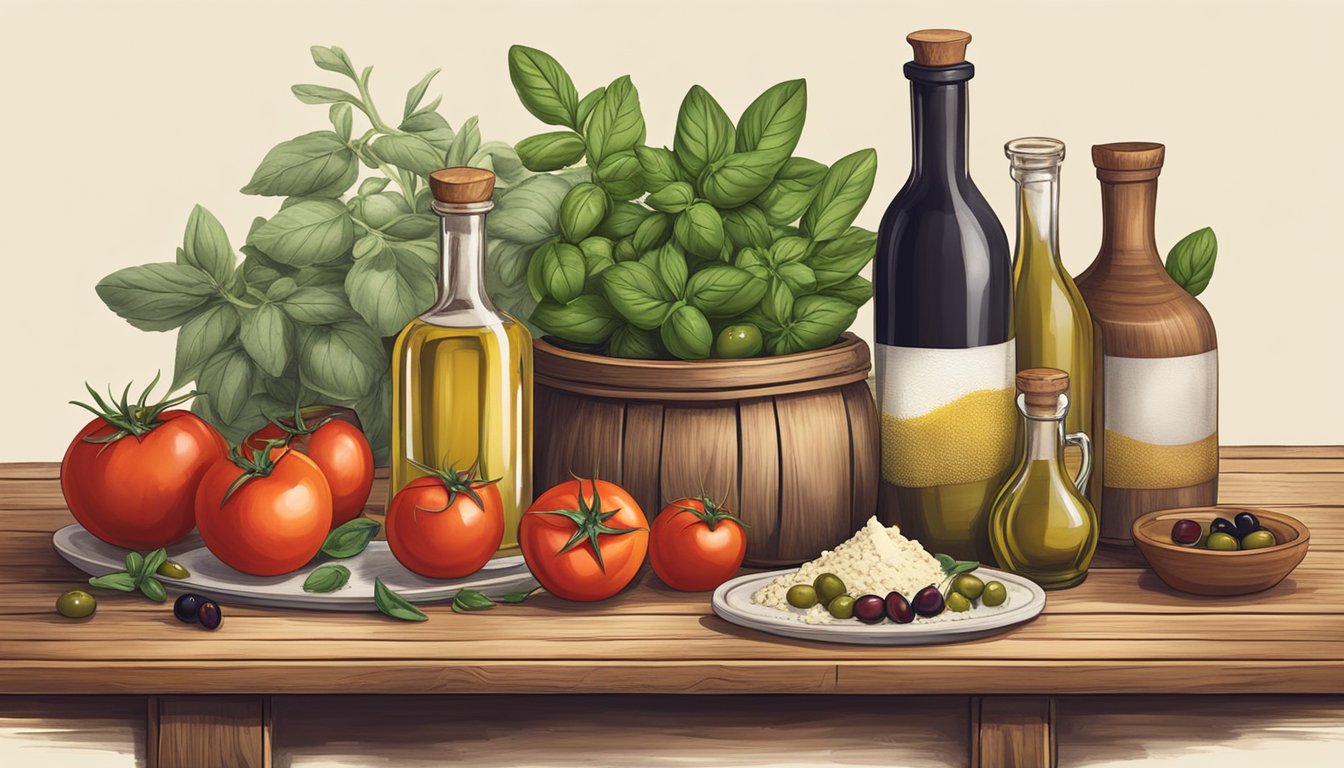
[390,318,532,557]
[989,455,1098,589]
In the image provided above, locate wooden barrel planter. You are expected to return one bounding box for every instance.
[533,333,879,566]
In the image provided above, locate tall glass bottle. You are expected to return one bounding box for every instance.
[876,29,1015,563]
[989,368,1098,589]
[1075,143,1218,544]
[1005,137,1100,509]
[390,167,533,558]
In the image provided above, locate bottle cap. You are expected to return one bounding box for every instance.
[907,29,972,66]
[1005,137,1066,171]
[1092,142,1165,183]
[430,167,495,205]
[1017,368,1070,416]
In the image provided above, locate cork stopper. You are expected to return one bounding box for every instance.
[1092,142,1165,183]
[907,29,972,66]
[429,167,495,205]
[1017,368,1070,416]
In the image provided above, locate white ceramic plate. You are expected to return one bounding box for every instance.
[52,524,539,611]
[712,567,1046,645]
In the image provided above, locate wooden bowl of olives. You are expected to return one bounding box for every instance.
[1132,507,1310,596]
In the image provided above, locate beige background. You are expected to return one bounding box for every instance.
[1,0,1340,461]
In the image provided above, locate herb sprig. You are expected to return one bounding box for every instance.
[88,548,171,602]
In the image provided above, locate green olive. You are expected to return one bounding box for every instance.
[157,561,190,580]
[714,323,764,358]
[827,595,856,620]
[1241,530,1278,550]
[1206,532,1240,551]
[813,573,847,606]
[56,590,96,619]
[786,584,818,609]
[952,574,984,601]
[947,592,972,612]
[981,581,1008,607]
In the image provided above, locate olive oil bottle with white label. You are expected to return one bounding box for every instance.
[1074,143,1218,544]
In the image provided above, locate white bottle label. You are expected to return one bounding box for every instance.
[1103,350,1218,489]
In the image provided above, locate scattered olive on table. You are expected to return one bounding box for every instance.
[853,594,887,624]
[56,589,96,619]
[911,585,945,618]
[786,584,819,609]
[197,600,223,631]
[885,592,915,624]
[174,593,202,624]
[981,581,1008,607]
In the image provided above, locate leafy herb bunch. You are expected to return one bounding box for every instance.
[96,46,564,461]
[504,46,880,360]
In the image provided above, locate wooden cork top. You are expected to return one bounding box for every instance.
[1092,142,1165,183]
[430,167,495,205]
[907,29,972,66]
[1017,368,1070,416]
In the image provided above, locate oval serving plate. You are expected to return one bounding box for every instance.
[53,524,538,611]
[712,567,1046,645]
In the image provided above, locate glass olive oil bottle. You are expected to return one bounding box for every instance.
[390,167,533,558]
[989,368,1098,589]
[875,29,1015,563]
[1005,137,1099,508]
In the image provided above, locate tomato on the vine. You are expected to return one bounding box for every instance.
[246,406,373,529]
[386,466,504,579]
[649,496,748,591]
[61,376,226,550]
[520,479,648,602]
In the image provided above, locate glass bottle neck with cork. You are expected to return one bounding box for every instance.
[423,167,501,328]
[904,28,975,184]
[1016,368,1092,484]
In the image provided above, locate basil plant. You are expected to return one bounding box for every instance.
[502,45,880,360]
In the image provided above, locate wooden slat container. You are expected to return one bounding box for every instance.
[533,333,879,566]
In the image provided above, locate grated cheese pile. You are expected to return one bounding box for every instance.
[752,517,947,624]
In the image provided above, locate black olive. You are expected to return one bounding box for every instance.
[912,585,945,617]
[197,600,223,631]
[852,595,886,624]
[885,592,915,624]
[1234,511,1261,538]
[1210,518,1237,537]
[173,593,201,624]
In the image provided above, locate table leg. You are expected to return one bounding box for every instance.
[972,695,1055,768]
[148,695,271,768]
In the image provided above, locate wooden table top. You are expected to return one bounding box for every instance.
[1,447,1340,696]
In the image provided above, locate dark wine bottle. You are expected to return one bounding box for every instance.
[875,29,1015,563]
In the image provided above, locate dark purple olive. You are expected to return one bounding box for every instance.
[853,595,886,624]
[173,593,202,624]
[1170,519,1202,547]
[197,600,223,631]
[1210,517,1237,537]
[1234,511,1261,538]
[912,585,945,618]
[885,592,915,624]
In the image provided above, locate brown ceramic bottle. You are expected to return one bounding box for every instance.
[1075,143,1218,545]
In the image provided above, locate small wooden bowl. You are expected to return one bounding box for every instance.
[1132,507,1310,596]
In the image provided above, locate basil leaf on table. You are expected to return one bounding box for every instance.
[303,564,352,593]
[95,263,216,332]
[584,76,645,167]
[139,549,168,585]
[673,85,735,178]
[500,587,543,604]
[801,149,879,242]
[516,131,587,172]
[559,183,609,244]
[540,243,587,305]
[321,518,381,559]
[1165,226,1217,297]
[600,262,675,330]
[508,45,580,129]
[240,131,357,199]
[451,589,496,613]
[660,304,713,360]
[139,577,167,603]
[531,295,622,344]
[374,578,428,622]
[88,572,136,592]
[124,552,144,581]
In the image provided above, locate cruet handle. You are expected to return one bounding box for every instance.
[1065,432,1093,495]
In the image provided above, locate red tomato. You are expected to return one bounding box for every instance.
[246,408,373,529]
[194,447,332,576]
[62,409,225,550]
[386,471,504,579]
[649,497,748,591]
[520,478,648,602]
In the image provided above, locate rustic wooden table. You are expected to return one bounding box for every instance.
[1,447,1340,767]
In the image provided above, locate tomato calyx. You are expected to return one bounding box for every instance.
[260,403,364,443]
[220,438,291,506]
[671,496,750,532]
[407,461,499,514]
[529,479,644,572]
[71,372,195,444]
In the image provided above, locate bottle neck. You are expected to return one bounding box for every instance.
[910,80,969,181]
[1024,414,1066,463]
[428,203,495,317]
[1014,166,1062,268]
[1097,178,1161,265]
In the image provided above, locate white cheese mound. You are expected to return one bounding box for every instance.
[752,517,947,624]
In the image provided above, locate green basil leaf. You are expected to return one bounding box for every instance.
[756,157,828,226]
[595,201,652,240]
[736,79,807,162]
[266,277,298,302]
[358,177,391,197]
[291,83,361,107]
[378,213,437,241]
[239,302,294,377]
[686,266,768,318]
[374,577,428,622]
[322,518,381,559]
[471,141,528,187]
[594,150,644,201]
[355,371,392,467]
[648,241,689,298]
[344,243,437,335]
[575,86,605,129]
[491,174,573,244]
[559,182,609,243]
[614,237,638,262]
[508,45,579,128]
[736,246,770,271]
[673,85,734,179]
[632,212,672,254]
[722,204,773,250]
[585,76,645,167]
[764,278,795,328]
[516,131,586,172]
[198,345,255,423]
[250,199,355,267]
[770,236,810,266]
[531,295,622,344]
[499,587,543,604]
[242,131,358,199]
[299,321,385,401]
[820,274,873,305]
[370,133,446,177]
[771,295,857,354]
[600,262,675,330]
[527,240,552,301]
[635,146,681,193]
[809,227,877,288]
[445,115,481,167]
[281,285,359,325]
[673,202,725,260]
[330,103,353,142]
[403,67,441,120]
[660,303,713,360]
[352,192,411,232]
[608,325,668,359]
[489,239,536,289]
[138,577,167,603]
[947,561,980,577]
[451,589,496,613]
[173,303,240,388]
[96,263,216,332]
[643,181,693,215]
[701,151,780,208]
[934,553,957,573]
[178,205,236,286]
[88,572,136,592]
[541,242,587,304]
[399,111,454,154]
[578,237,616,284]
[124,552,144,581]
[777,262,817,296]
[304,564,352,593]
[1165,226,1217,296]
[801,149,878,242]
[310,45,355,79]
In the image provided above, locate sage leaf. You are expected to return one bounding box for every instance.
[648,241,689,298]
[198,345,254,423]
[250,199,355,267]
[559,182,609,243]
[310,45,356,79]
[1165,226,1217,296]
[609,325,668,359]
[600,262,674,330]
[445,115,481,167]
[575,86,605,128]
[660,303,713,360]
[632,212,672,254]
[540,243,587,304]
[935,553,957,572]
[451,589,496,613]
[516,131,586,172]
[399,111,454,154]
[344,245,437,335]
[809,227,877,288]
[820,274,874,305]
[96,263,216,332]
[801,149,879,242]
[635,146,681,193]
[374,577,427,622]
[298,321,385,401]
[673,202,725,260]
[321,518,381,559]
[769,295,857,355]
[490,174,572,244]
[370,133,446,177]
[403,67,440,120]
[139,577,167,603]
[281,285,358,325]
[673,85,734,178]
[531,295,622,344]
[585,76,645,167]
[722,204,773,250]
[239,302,294,377]
[88,572,136,592]
[180,205,236,286]
[595,201,652,240]
[291,83,361,107]
[303,564,352,593]
[701,151,780,208]
[645,181,695,214]
[756,157,827,225]
[594,150,644,201]
[508,45,579,128]
[173,303,240,388]
[686,266,768,318]
[736,79,807,162]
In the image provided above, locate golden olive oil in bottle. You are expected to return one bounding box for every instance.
[390,168,533,557]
